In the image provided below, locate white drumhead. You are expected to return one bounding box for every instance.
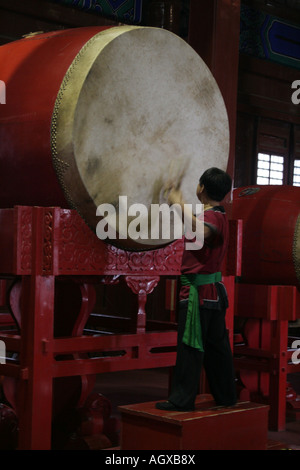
[53,26,229,249]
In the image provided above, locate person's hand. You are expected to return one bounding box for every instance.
[163,182,183,206]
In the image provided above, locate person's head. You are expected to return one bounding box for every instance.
[197,167,232,203]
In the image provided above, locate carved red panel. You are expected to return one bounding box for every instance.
[1,206,183,276]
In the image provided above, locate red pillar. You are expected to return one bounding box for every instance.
[269,320,288,431]
[18,208,55,450]
[188,0,241,182]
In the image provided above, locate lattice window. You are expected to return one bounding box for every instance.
[293,159,300,186]
[256,153,284,185]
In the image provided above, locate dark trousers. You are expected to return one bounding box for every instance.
[168,299,237,409]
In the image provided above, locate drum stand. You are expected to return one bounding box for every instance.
[0,206,240,450]
[234,283,300,431]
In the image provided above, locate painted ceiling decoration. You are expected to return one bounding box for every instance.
[240,4,300,70]
[51,0,143,24]
[50,2,300,70]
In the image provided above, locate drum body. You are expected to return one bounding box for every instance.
[0,27,109,210]
[232,185,300,287]
[0,26,229,249]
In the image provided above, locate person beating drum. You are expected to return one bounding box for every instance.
[156,167,237,411]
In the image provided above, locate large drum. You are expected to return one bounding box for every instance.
[232,185,300,287]
[0,26,229,249]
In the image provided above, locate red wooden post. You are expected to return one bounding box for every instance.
[188,0,241,180]
[269,319,289,431]
[17,208,55,450]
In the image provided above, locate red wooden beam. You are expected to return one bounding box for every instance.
[188,0,241,182]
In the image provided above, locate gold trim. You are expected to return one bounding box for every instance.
[22,31,44,38]
[293,214,300,285]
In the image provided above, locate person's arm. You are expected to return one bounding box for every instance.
[165,186,212,239]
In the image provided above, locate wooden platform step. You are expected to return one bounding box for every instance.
[119,394,269,450]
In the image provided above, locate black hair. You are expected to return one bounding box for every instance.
[199,167,232,201]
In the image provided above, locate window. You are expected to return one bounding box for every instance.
[256,153,284,185]
[293,160,300,187]
[252,119,300,187]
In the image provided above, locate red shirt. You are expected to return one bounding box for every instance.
[179,206,229,305]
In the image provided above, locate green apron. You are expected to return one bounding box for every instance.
[180,272,222,352]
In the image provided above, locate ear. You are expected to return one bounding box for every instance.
[196,183,204,199]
